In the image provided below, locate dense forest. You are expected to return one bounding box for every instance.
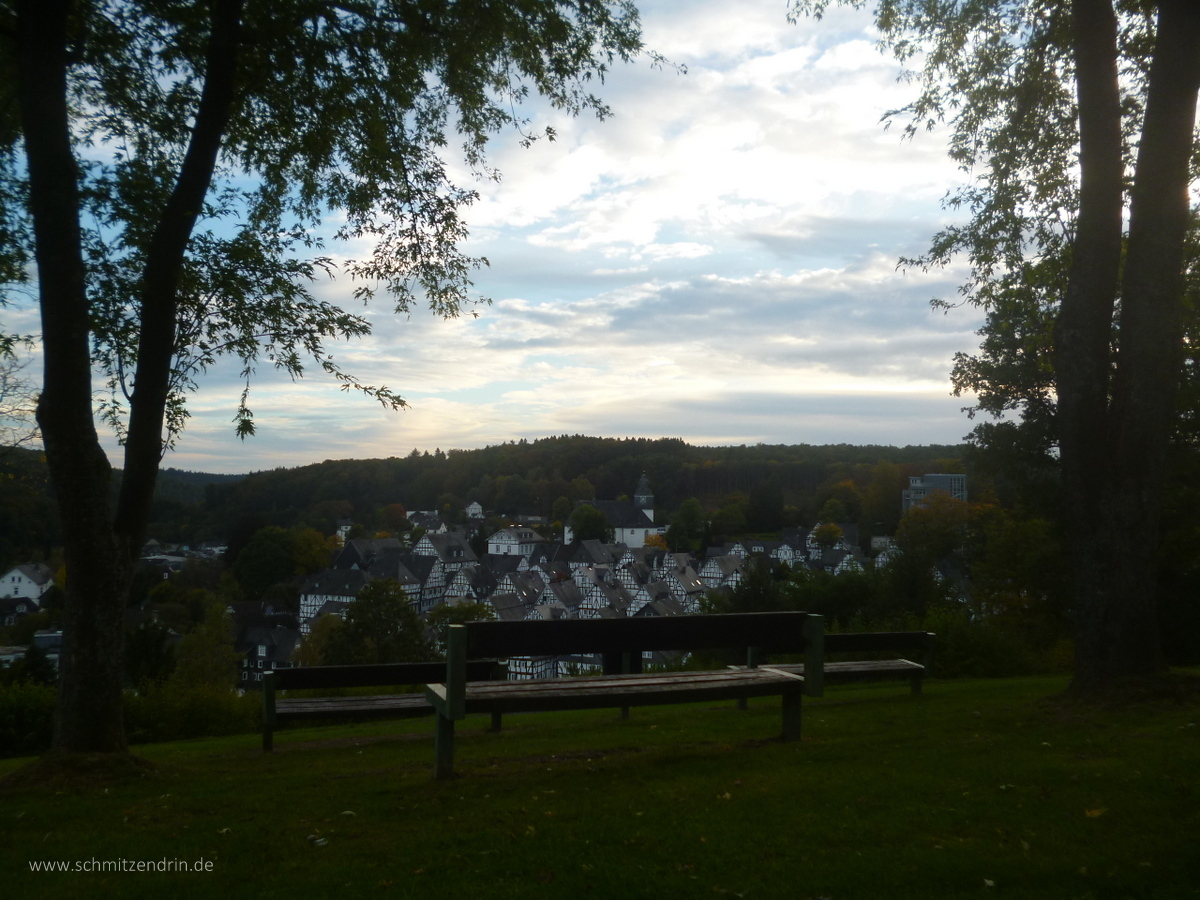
[0,436,968,566]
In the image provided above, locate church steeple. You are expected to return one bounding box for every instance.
[634,472,654,521]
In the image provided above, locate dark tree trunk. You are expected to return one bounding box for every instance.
[16,0,131,753]
[14,0,244,753]
[1062,0,1200,692]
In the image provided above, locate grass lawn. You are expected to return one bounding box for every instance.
[2,674,1198,899]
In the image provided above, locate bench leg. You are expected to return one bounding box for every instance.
[434,713,456,780]
[781,691,802,742]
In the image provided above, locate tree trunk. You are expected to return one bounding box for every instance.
[14,0,244,753]
[1066,0,1200,692]
[16,0,132,752]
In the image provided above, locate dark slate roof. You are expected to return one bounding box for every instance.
[504,572,545,605]
[421,532,477,563]
[547,581,585,611]
[300,568,370,598]
[484,554,526,577]
[527,542,572,566]
[364,547,424,588]
[572,539,626,566]
[15,563,53,585]
[451,564,499,599]
[409,512,446,531]
[235,624,300,663]
[228,601,298,631]
[487,591,528,622]
[399,553,437,586]
[633,598,685,617]
[586,499,654,530]
[334,538,403,570]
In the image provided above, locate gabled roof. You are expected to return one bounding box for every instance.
[235,624,300,662]
[14,563,53,585]
[585,499,655,530]
[449,564,499,598]
[418,532,477,563]
[527,542,572,566]
[633,597,685,617]
[300,568,370,598]
[487,591,529,622]
[546,580,585,610]
[334,538,403,570]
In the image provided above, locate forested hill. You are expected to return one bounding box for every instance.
[0,449,243,567]
[200,436,967,540]
[1,437,969,563]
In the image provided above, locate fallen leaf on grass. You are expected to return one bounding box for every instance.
[1085,808,1107,818]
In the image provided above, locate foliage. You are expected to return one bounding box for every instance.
[124,620,177,689]
[0,353,39,451]
[0,644,57,687]
[426,600,496,652]
[123,683,260,745]
[232,525,334,603]
[326,579,434,665]
[0,681,56,757]
[567,503,614,544]
[292,611,345,668]
[169,603,241,690]
[811,521,843,549]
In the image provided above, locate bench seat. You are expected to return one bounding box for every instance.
[426,611,819,777]
[274,692,434,720]
[458,666,805,715]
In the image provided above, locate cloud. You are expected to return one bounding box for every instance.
[38,0,984,475]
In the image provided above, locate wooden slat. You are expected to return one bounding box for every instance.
[450,668,803,715]
[272,660,498,691]
[275,693,433,719]
[767,659,923,677]
[464,611,810,658]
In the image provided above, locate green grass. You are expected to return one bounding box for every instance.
[2,675,1198,899]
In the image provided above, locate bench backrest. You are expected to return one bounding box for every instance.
[269,660,500,691]
[463,611,813,659]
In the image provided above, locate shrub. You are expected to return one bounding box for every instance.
[0,682,57,758]
[123,684,260,745]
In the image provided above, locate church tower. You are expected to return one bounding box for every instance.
[633,472,654,523]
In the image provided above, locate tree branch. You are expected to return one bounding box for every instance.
[117,0,245,545]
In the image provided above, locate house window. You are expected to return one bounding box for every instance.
[258,644,267,657]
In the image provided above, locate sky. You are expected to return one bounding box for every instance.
[5,0,987,475]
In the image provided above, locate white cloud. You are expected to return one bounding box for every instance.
[31,0,984,475]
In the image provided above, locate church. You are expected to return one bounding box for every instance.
[564,473,667,548]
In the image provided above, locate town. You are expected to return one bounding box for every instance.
[0,471,971,689]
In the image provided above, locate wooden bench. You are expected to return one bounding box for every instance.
[742,630,936,697]
[261,660,501,751]
[424,611,822,778]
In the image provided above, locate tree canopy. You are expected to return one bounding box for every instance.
[2,0,655,755]
[791,0,1200,689]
